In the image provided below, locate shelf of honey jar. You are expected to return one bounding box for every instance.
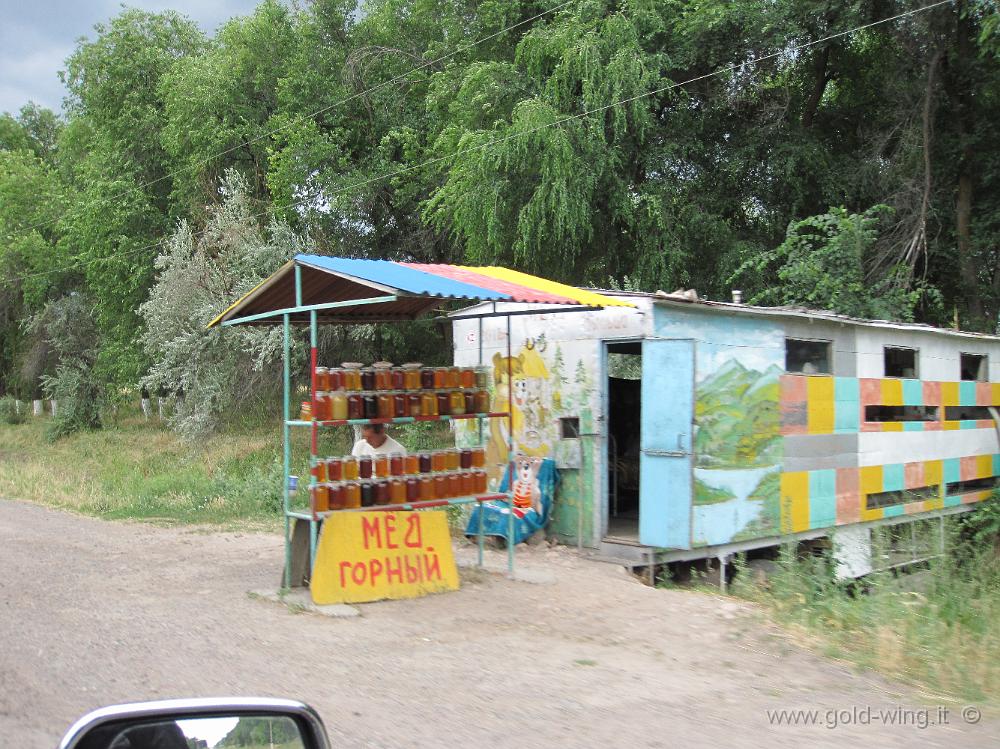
[302,389,495,422]
[310,447,487,482]
[307,469,492,512]
[314,364,490,393]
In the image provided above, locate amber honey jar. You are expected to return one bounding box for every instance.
[344,481,361,508]
[422,391,438,416]
[474,389,490,413]
[314,367,329,391]
[404,454,420,475]
[343,457,359,481]
[311,483,329,513]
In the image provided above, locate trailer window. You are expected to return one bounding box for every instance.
[946,477,998,496]
[560,417,580,438]
[864,405,938,422]
[785,339,831,374]
[865,485,940,510]
[884,346,918,378]
[944,406,995,421]
[960,353,988,382]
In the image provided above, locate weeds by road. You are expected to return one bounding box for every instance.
[731,508,1000,709]
[0,410,453,527]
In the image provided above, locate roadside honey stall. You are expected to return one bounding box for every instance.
[207,255,632,599]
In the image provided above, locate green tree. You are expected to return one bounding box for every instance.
[60,9,207,387]
[735,205,935,321]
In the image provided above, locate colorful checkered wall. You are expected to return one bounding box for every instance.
[780,375,1000,435]
[779,454,999,533]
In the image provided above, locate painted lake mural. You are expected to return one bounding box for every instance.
[654,309,786,547]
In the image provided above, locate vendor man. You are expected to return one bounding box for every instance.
[351,423,407,457]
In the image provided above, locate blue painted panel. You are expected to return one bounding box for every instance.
[295,255,510,300]
[993,454,1000,476]
[944,494,963,508]
[961,420,977,430]
[883,463,905,492]
[809,470,836,528]
[944,458,961,484]
[883,504,905,518]
[903,421,923,432]
[834,377,860,403]
[639,338,694,549]
[960,381,977,406]
[902,379,923,406]
[834,378,860,433]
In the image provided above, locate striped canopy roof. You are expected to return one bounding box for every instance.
[208,255,633,327]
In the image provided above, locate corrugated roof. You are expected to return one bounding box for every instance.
[208,255,633,327]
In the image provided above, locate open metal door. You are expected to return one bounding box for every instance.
[639,338,694,549]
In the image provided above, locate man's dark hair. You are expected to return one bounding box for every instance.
[363,423,385,434]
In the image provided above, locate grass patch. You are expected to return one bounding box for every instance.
[0,410,456,528]
[731,513,1000,707]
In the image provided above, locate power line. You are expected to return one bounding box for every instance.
[13,0,574,238]
[10,0,953,286]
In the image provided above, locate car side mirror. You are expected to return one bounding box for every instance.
[59,698,330,749]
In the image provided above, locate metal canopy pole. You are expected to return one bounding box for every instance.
[221,295,398,326]
[282,313,291,589]
[506,313,515,576]
[309,308,318,575]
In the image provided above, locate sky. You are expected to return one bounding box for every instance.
[0,0,265,116]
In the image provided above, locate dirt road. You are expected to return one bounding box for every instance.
[1,500,995,748]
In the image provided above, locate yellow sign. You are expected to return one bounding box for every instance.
[311,510,460,604]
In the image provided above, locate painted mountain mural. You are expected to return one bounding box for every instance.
[694,360,782,469]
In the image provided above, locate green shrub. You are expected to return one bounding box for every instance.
[0,396,26,425]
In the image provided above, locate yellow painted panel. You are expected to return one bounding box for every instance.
[992,383,1000,405]
[924,460,943,486]
[881,422,904,432]
[882,378,903,406]
[977,454,993,479]
[806,376,835,434]
[861,506,885,522]
[943,421,961,431]
[860,465,883,495]
[311,511,459,604]
[941,381,960,407]
[465,266,635,307]
[780,472,810,534]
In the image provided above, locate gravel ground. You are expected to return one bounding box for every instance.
[2,499,996,748]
